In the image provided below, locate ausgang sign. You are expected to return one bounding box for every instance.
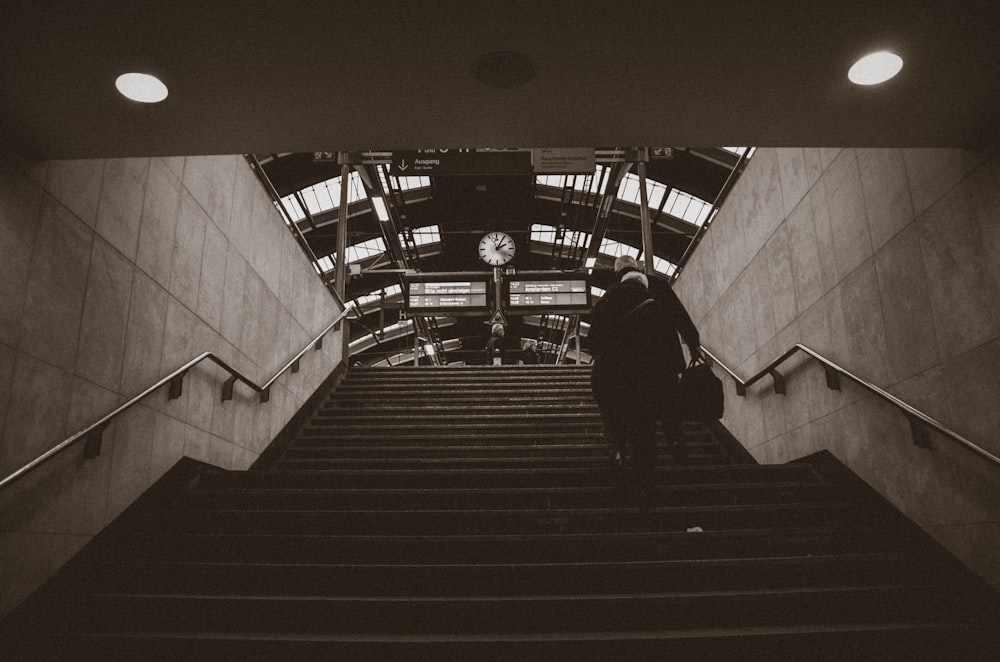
[390,149,532,176]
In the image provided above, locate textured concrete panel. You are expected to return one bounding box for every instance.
[839,260,892,386]
[219,244,248,345]
[943,340,1000,457]
[168,191,207,310]
[197,219,228,329]
[105,404,155,522]
[2,355,73,476]
[120,271,168,396]
[182,155,237,237]
[807,180,839,293]
[766,224,797,331]
[918,184,998,359]
[136,157,182,288]
[95,157,149,262]
[0,343,14,451]
[0,165,42,346]
[55,377,119,535]
[75,239,134,391]
[802,148,824,188]
[18,198,93,372]
[45,159,103,228]
[229,163,257,259]
[150,412,187,482]
[858,148,914,252]
[785,199,823,313]
[874,223,940,382]
[777,148,809,218]
[799,298,846,420]
[746,254,776,347]
[969,157,1000,315]
[818,148,842,171]
[825,151,873,280]
[904,148,967,217]
[240,271,264,363]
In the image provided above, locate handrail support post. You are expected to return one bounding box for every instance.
[260,387,270,404]
[315,335,323,350]
[169,370,188,400]
[83,424,107,460]
[909,416,931,449]
[291,358,300,374]
[222,375,237,402]
[735,381,747,397]
[769,368,786,395]
[823,365,841,391]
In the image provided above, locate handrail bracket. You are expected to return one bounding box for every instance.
[83,423,108,460]
[169,370,188,400]
[769,368,786,395]
[222,375,238,402]
[908,416,931,449]
[823,365,841,391]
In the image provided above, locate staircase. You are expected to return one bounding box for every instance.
[4,365,998,660]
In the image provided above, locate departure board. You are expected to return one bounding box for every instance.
[504,272,591,313]
[403,274,492,315]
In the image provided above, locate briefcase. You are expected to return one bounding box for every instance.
[679,358,724,420]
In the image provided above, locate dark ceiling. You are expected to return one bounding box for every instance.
[3,1,998,364]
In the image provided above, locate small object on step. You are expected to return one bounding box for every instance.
[686,526,704,533]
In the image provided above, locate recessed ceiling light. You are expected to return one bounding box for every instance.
[848,51,903,86]
[115,72,169,103]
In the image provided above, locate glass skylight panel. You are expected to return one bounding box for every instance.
[317,255,334,273]
[280,172,368,223]
[598,237,639,259]
[530,224,558,243]
[723,146,749,156]
[356,284,403,307]
[400,225,441,246]
[652,256,678,277]
[392,175,431,191]
[345,237,388,263]
[615,173,665,208]
[535,165,607,194]
[663,189,712,226]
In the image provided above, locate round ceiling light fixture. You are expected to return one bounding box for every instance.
[115,72,169,103]
[471,51,537,89]
[848,51,903,86]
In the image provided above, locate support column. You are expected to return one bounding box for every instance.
[336,156,351,360]
[637,152,654,275]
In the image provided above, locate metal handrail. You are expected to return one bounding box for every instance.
[0,305,358,490]
[700,342,1000,468]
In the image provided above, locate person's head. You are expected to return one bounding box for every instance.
[614,255,642,281]
[491,323,505,337]
[621,270,648,288]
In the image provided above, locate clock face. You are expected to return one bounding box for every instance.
[479,232,516,266]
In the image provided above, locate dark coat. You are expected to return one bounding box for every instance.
[590,275,700,376]
[589,278,673,410]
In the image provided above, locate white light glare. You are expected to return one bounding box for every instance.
[848,51,903,86]
[372,197,389,221]
[584,257,597,269]
[115,73,169,103]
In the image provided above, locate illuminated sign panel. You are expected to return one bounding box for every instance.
[403,273,492,316]
[503,271,591,314]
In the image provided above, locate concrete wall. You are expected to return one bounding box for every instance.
[675,147,1000,586]
[0,153,344,617]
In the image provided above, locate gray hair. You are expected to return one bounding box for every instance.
[621,271,648,287]
[614,255,641,274]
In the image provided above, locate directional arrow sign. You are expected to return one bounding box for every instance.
[390,150,532,176]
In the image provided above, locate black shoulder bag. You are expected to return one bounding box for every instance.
[679,357,724,421]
